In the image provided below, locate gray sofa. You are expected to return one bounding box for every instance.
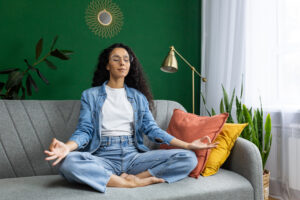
[0,100,263,200]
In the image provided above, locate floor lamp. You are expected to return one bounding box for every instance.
[160,46,207,114]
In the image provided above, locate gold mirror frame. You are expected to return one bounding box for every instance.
[97,9,112,26]
[85,0,123,38]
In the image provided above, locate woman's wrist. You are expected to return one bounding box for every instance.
[65,140,78,152]
[170,138,190,149]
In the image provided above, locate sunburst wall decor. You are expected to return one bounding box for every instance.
[85,0,123,38]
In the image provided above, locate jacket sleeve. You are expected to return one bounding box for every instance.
[68,90,94,150]
[140,96,174,145]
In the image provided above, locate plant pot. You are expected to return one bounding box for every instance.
[263,169,270,200]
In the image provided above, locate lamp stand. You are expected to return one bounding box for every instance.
[173,48,200,114]
[192,69,195,114]
[161,46,207,114]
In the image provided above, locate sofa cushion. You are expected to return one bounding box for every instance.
[202,123,248,176]
[160,109,228,178]
[0,169,253,200]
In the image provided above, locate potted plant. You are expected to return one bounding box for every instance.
[201,84,272,200]
[0,36,73,99]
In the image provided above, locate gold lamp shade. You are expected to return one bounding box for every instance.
[160,46,178,73]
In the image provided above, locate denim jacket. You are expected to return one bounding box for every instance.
[69,81,174,153]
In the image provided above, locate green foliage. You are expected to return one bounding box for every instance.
[0,36,74,99]
[220,85,235,123]
[201,83,273,170]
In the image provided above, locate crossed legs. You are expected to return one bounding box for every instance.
[59,149,197,192]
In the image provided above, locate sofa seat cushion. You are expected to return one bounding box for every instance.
[0,169,253,200]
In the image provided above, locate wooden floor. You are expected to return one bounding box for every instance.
[270,197,279,200]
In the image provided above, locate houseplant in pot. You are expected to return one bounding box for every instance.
[201,84,272,200]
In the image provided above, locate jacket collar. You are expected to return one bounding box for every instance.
[98,80,134,99]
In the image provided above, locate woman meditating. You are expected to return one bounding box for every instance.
[44,43,218,193]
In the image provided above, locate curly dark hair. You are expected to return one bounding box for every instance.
[92,43,154,110]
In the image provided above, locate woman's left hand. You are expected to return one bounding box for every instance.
[187,136,218,150]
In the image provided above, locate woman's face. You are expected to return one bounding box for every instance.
[106,47,131,80]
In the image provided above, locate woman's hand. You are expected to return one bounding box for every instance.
[169,136,218,150]
[187,136,218,150]
[44,138,70,166]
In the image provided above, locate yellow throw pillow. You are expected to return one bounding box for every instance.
[201,123,248,177]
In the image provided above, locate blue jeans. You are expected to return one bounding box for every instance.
[59,136,197,193]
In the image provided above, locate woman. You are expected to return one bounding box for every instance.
[44,43,218,193]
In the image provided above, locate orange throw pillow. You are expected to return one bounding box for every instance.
[160,109,229,178]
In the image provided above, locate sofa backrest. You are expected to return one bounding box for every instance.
[0,100,185,179]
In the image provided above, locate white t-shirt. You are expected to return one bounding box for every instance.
[101,85,134,136]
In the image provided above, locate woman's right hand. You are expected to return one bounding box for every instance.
[44,138,70,166]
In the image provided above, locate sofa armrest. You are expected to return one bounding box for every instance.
[222,137,263,200]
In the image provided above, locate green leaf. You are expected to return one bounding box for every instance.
[236,97,243,123]
[59,50,74,56]
[252,131,260,151]
[205,107,212,116]
[50,35,58,50]
[212,108,216,116]
[201,91,212,116]
[51,49,69,60]
[35,68,49,84]
[21,86,26,99]
[220,99,225,113]
[256,108,263,150]
[26,74,38,96]
[200,92,206,105]
[264,114,272,151]
[240,76,244,99]
[35,38,43,60]
[6,71,24,90]
[249,107,253,116]
[241,125,250,140]
[222,85,230,112]
[243,104,254,128]
[29,75,38,92]
[0,68,20,74]
[229,88,235,112]
[260,97,264,123]
[44,59,57,70]
[253,111,261,152]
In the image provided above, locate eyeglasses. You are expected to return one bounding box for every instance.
[110,55,133,63]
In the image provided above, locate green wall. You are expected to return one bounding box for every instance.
[0,0,201,113]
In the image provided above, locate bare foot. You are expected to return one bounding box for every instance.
[120,173,129,178]
[124,175,165,188]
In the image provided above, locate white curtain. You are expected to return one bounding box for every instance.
[201,0,300,200]
[245,0,300,200]
[200,0,246,116]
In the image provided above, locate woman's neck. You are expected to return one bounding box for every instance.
[107,79,125,88]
